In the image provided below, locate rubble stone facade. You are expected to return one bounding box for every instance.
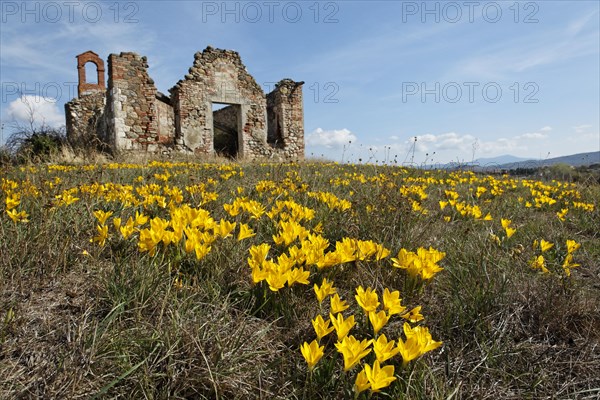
[65,47,304,160]
[65,51,106,147]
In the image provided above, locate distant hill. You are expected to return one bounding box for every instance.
[474,155,529,165]
[422,151,600,170]
[493,151,600,169]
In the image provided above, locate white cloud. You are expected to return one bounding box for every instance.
[6,95,64,128]
[305,128,357,149]
[540,126,552,132]
[404,132,528,161]
[573,124,592,133]
[518,132,548,140]
[412,132,476,152]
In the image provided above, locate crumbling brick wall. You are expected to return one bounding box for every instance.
[65,51,106,147]
[213,105,238,133]
[266,79,304,159]
[170,47,269,158]
[104,52,160,152]
[155,93,175,145]
[65,47,304,159]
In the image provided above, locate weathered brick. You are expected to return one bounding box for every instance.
[65,47,304,160]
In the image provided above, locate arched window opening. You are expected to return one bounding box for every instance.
[85,62,98,84]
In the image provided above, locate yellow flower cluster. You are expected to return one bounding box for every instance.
[307,191,352,211]
[2,160,594,398]
[2,179,30,223]
[301,281,441,395]
[530,238,581,276]
[391,247,446,280]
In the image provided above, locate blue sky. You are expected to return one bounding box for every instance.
[1,0,599,163]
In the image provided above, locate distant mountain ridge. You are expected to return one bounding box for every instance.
[490,151,600,169]
[422,151,600,170]
[473,155,529,165]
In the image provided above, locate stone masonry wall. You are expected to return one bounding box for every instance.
[170,47,268,158]
[155,93,175,145]
[105,52,159,152]
[213,105,238,133]
[66,51,106,148]
[266,79,305,160]
[66,47,304,159]
[65,92,105,147]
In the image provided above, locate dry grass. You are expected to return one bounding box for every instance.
[1,160,599,399]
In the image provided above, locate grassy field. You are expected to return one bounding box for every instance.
[1,159,599,399]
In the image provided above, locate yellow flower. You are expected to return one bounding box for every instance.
[335,335,372,371]
[382,288,406,316]
[501,218,512,229]
[266,270,287,292]
[5,193,21,210]
[505,227,516,239]
[330,312,355,340]
[417,247,445,280]
[364,360,396,393]
[391,248,420,277]
[138,217,169,255]
[113,217,122,230]
[237,223,256,241]
[369,310,390,334]
[397,322,442,365]
[93,210,113,226]
[312,315,334,341]
[374,244,391,260]
[408,323,442,352]
[556,208,568,221]
[120,218,135,239]
[566,239,580,254]
[314,278,336,304]
[530,255,549,273]
[223,202,241,217]
[249,243,271,263]
[401,306,424,323]
[276,253,295,274]
[356,239,377,261]
[354,369,371,394]
[91,224,109,247]
[373,334,400,363]
[334,237,357,263]
[286,267,310,286]
[7,209,29,223]
[134,211,149,227]
[300,340,324,371]
[539,239,554,253]
[397,334,422,365]
[194,243,211,261]
[355,286,380,314]
[213,219,236,238]
[330,293,349,314]
[562,253,580,277]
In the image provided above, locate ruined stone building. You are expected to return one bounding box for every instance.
[65,47,305,160]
